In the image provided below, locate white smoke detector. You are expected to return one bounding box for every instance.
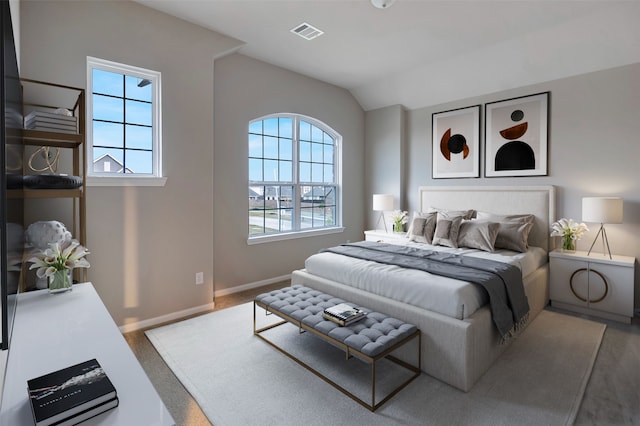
[371,0,396,9]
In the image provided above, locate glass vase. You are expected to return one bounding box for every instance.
[49,269,73,294]
[561,235,576,253]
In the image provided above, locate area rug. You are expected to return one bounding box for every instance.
[145,303,605,426]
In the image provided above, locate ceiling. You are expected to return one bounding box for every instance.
[134,0,640,111]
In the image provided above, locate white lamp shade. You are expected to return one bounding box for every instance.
[372,194,394,211]
[582,197,623,224]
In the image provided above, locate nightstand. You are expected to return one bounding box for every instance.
[364,229,407,244]
[549,249,635,323]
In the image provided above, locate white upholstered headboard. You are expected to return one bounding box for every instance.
[418,186,556,251]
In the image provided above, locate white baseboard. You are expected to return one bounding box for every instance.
[118,274,291,334]
[118,301,216,334]
[214,274,291,298]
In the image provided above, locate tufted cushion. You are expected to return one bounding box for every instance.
[256,285,418,358]
[23,174,83,189]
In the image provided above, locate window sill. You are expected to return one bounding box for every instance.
[87,176,168,187]
[247,227,345,245]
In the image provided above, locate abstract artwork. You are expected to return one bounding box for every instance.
[485,92,549,177]
[432,105,480,179]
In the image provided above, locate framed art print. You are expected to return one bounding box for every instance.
[432,105,480,179]
[485,92,549,177]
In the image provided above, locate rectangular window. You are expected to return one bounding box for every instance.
[248,115,341,242]
[86,57,165,186]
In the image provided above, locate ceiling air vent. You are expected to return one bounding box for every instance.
[290,22,324,40]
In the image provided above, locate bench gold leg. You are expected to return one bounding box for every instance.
[253,301,421,412]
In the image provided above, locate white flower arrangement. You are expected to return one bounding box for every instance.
[390,210,408,232]
[550,218,589,251]
[27,239,90,279]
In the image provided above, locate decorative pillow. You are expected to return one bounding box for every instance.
[407,212,437,244]
[406,211,423,236]
[431,213,463,248]
[458,221,500,252]
[428,207,476,220]
[494,221,534,252]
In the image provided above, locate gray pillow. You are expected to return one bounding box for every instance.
[458,221,500,252]
[475,211,534,224]
[475,212,535,252]
[494,221,534,252]
[432,214,463,248]
[407,211,437,243]
[428,207,476,220]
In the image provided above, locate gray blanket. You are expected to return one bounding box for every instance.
[320,241,529,341]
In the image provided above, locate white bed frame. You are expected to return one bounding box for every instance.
[292,185,556,392]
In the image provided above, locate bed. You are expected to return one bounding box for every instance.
[291,185,555,392]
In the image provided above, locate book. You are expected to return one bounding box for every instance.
[52,397,119,426]
[323,303,366,326]
[26,123,78,134]
[26,115,78,126]
[322,312,366,326]
[25,110,78,123]
[27,359,117,426]
[26,121,77,129]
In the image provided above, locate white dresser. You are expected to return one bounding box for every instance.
[0,282,175,425]
[549,249,635,323]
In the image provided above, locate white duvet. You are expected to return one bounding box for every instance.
[304,241,547,320]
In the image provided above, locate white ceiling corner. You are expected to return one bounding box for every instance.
[133,0,640,111]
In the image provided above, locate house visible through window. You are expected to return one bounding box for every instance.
[86,57,162,183]
[249,114,342,241]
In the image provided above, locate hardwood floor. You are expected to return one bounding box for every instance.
[122,282,286,426]
[124,283,639,426]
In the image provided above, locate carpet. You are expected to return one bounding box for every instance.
[145,303,605,426]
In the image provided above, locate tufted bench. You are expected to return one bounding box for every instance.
[254,284,421,411]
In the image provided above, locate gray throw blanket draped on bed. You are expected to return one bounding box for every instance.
[320,241,529,341]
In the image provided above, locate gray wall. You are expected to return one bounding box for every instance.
[368,63,640,309]
[364,105,406,230]
[20,0,242,326]
[20,0,639,324]
[213,54,365,293]
[21,1,364,325]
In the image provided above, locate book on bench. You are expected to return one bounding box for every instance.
[323,303,366,326]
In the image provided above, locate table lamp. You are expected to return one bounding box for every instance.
[582,197,623,259]
[373,194,394,232]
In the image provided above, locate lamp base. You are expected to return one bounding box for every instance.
[587,223,613,259]
[375,212,388,232]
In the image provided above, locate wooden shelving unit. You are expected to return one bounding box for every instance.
[17,78,87,284]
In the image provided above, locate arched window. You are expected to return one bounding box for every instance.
[248,114,342,242]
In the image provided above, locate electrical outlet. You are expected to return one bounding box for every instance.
[195,272,204,285]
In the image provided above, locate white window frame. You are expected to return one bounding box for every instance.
[86,56,166,187]
[248,113,344,245]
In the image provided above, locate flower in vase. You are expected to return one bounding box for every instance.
[26,239,90,279]
[550,218,589,251]
[390,210,408,232]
